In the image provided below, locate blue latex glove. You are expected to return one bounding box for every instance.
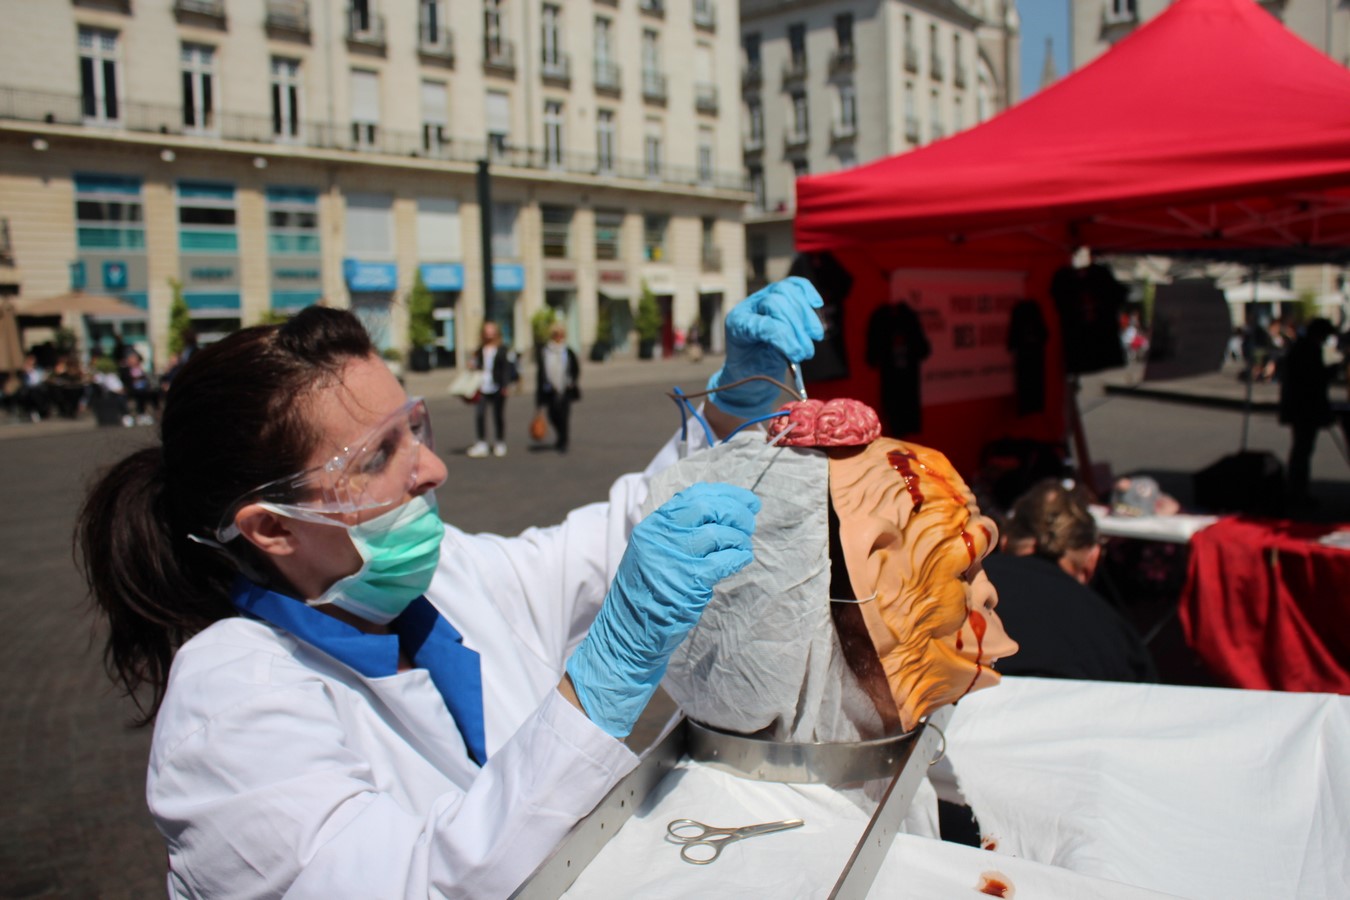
[707,276,825,418]
[566,483,760,738]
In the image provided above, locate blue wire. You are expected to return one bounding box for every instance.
[723,409,790,442]
[670,386,716,447]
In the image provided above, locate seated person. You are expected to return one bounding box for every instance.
[985,478,1156,683]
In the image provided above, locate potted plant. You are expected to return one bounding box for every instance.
[635,281,661,360]
[590,299,612,362]
[407,273,436,373]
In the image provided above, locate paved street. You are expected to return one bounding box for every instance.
[2,356,1348,897]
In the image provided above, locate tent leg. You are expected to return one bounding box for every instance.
[1240,265,1259,452]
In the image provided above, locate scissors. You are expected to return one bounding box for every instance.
[666,817,805,865]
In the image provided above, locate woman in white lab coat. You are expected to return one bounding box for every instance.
[77,280,823,898]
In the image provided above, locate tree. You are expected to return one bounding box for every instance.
[531,305,558,347]
[168,278,192,355]
[407,272,437,349]
[636,281,661,358]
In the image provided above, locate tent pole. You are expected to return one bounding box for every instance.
[1240,265,1258,452]
[1066,374,1096,497]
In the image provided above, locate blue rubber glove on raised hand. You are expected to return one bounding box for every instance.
[566,483,760,738]
[707,276,825,419]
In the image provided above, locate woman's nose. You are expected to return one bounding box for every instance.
[414,443,449,493]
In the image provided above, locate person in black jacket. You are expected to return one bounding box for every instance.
[535,322,580,453]
[467,321,519,458]
[986,478,1156,683]
[1278,318,1338,505]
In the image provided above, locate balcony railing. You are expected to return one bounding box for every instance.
[829,45,855,76]
[930,54,944,81]
[693,2,716,30]
[642,71,667,104]
[175,0,226,24]
[782,56,807,84]
[742,62,762,91]
[265,0,310,37]
[701,244,722,271]
[1102,0,1138,26]
[483,38,516,76]
[904,43,918,73]
[639,0,665,19]
[594,59,621,94]
[954,61,967,88]
[784,129,808,152]
[904,115,920,142]
[347,9,386,49]
[694,83,718,115]
[418,24,455,64]
[0,86,752,192]
[831,120,857,142]
[541,52,571,86]
[743,133,764,154]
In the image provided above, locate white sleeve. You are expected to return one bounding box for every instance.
[429,425,708,668]
[151,681,637,899]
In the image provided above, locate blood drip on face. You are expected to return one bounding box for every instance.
[959,609,988,699]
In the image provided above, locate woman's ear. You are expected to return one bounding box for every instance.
[232,504,299,557]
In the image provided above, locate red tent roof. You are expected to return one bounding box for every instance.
[795,0,1350,263]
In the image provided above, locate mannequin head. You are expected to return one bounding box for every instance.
[828,438,1017,730]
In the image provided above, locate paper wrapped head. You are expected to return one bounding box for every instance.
[650,398,1016,741]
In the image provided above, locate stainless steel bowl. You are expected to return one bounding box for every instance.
[686,719,919,785]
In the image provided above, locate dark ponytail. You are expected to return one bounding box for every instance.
[77,306,375,724]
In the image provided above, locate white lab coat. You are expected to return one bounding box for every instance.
[148,436,690,898]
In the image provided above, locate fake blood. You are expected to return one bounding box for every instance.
[959,610,988,699]
[977,872,1014,897]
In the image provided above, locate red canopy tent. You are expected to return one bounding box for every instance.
[793,0,1350,473]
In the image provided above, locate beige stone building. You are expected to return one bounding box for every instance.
[1071,0,1350,317]
[741,0,1020,291]
[0,0,748,369]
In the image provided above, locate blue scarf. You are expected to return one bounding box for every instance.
[232,578,486,765]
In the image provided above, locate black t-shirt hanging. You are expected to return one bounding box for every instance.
[1050,264,1127,375]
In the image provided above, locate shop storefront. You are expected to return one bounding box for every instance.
[420,262,463,367]
[343,258,398,351]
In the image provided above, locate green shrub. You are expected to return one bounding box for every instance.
[636,281,661,342]
[408,272,436,348]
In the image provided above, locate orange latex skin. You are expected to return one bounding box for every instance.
[828,439,1018,731]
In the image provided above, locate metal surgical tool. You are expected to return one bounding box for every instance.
[666,817,806,865]
[789,360,808,400]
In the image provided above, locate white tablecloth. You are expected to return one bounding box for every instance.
[561,678,1349,899]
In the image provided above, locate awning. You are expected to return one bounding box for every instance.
[697,284,725,295]
[1223,282,1297,303]
[598,286,631,301]
[16,291,147,318]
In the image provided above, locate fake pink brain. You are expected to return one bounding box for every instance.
[766,399,882,447]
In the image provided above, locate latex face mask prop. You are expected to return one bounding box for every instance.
[825,436,1018,731]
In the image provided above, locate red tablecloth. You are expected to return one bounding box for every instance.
[1179,516,1350,693]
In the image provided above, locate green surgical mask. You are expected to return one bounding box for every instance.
[299,492,446,624]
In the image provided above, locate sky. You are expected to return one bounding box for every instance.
[1017,0,1072,100]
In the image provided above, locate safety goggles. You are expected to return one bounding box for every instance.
[214,397,434,542]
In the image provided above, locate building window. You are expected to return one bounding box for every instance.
[644,119,662,178]
[595,208,623,261]
[541,3,562,66]
[486,90,510,157]
[350,0,374,32]
[748,166,765,212]
[903,14,917,72]
[491,202,519,257]
[544,100,564,168]
[416,196,462,260]
[594,16,617,89]
[929,23,943,80]
[267,187,320,255]
[837,82,857,135]
[178,180,238,254]
[743,31,761,82]
[271,57,302,141]
[904,80,919,142]
[422,80,449,154]
[930,88,943,140]
[350,69,380,148]
[641,28,661,96]
[793,158,809,179]
[747,99,764,147]
[79,27,120,124]
[643,213,668,261]
[954,95,964,132]
[697,127,714,185]
[788,23,806,67]
[485,0,505,56]
[75,174,144,251]
[420,0,441,37]
[541,204,572,258]
[181,44,216,133]
[596,108,615,173]
[1106,0,1137,25]
[791,90,809,142]
[268,187,322,310]
[836,13,854,50]
[700,217,719,270]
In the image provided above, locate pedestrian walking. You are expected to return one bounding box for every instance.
[466,321,519,458]
[535,322,580,453]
